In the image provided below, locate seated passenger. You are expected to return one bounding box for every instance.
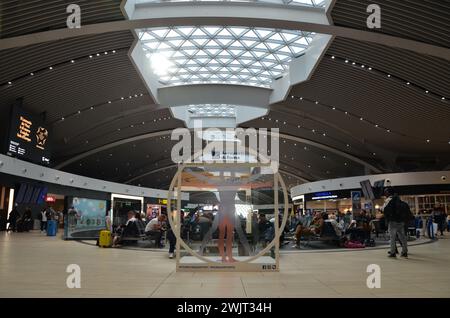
[135,211,146,235]
[345,218,369,242]
[112,211,139,247]
[325,213,343,236]
[257,214,272,247]
[145,214,167,248]
[294,212,325,248]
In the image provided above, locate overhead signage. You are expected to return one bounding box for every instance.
[311,191,338,200]
[45,196,56,203]
[6,105,51,165]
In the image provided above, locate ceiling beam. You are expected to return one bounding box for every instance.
[54,129,381,173]
[122,163,310,185]
[1,17,448,61]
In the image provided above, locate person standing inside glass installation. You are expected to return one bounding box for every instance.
[216,189,238,262]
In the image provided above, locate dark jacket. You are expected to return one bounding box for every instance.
[8,208,20,222]
[384,196,404,223]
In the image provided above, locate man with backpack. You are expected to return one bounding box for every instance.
[382,187,410,258]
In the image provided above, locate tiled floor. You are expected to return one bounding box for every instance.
[0,231,449,298]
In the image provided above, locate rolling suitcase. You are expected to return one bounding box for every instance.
[47,220,57,236]
[99,230,112,247]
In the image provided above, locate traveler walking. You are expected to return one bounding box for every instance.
[382,187,408,258]
[7,204,20,232]
[432,204,445,236]
[447,214,450,232]
[39,208,48,232]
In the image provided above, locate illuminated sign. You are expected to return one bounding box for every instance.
[45,196,56,203]
[158,199,168,205]
[311,191,338,200]
[5,105,51,165]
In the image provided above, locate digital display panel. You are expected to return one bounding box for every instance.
[6,105,51,165]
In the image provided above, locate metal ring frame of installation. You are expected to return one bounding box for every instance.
[167,146,289,266]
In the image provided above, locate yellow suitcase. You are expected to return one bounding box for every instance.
[99,230,112,248]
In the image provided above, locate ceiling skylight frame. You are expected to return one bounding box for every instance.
[135,0,327,9]
[139,26,315,88]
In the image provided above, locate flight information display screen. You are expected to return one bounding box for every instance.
[5,105,51,165]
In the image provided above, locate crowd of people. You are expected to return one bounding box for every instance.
[6,204,64,233]
[111,211,178,259]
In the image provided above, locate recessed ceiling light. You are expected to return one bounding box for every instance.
[121,97,124,100]
[30,73,34,76]
[7,81,12,85]
[104,52,108,55]
[442,97,446,100]
[406,82,410,85]
[352,62,356,65]
[77,110,81,114]
[373,152,376,155]
[332,107,336,110]
[112,50,116,54]
[345,60,349,63]
[426,139,430,143]
[387,74,391,77]
[108,101,112,104]
[361,65,365,68]
[360,117,363,121]
[96,53,100,57]
[346,144,350,147]
[90,106,94,110]
[368,67,372,70]
[49,66,53,70]
[89,55,93,58]
[425,90,429,94]
[387,129,391,133]
[300,97,303,100]
[345,111,348,115]
[375,124,379,127]
[61,117,65,121]
[331,56,335,59]
[315,101,319,104]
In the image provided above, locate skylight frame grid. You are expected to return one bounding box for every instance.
[139,26,315,87]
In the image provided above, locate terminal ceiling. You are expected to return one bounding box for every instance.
[0,0,449,191]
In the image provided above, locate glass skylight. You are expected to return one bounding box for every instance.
[138,26,315,88]
[187,104,236,118]
[135,0,327,8]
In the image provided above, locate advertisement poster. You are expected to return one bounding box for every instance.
[66,197,107,239]
[351,191,362,213]
[146,204,161,220]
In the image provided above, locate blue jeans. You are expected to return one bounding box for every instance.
[389,221,407,255]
